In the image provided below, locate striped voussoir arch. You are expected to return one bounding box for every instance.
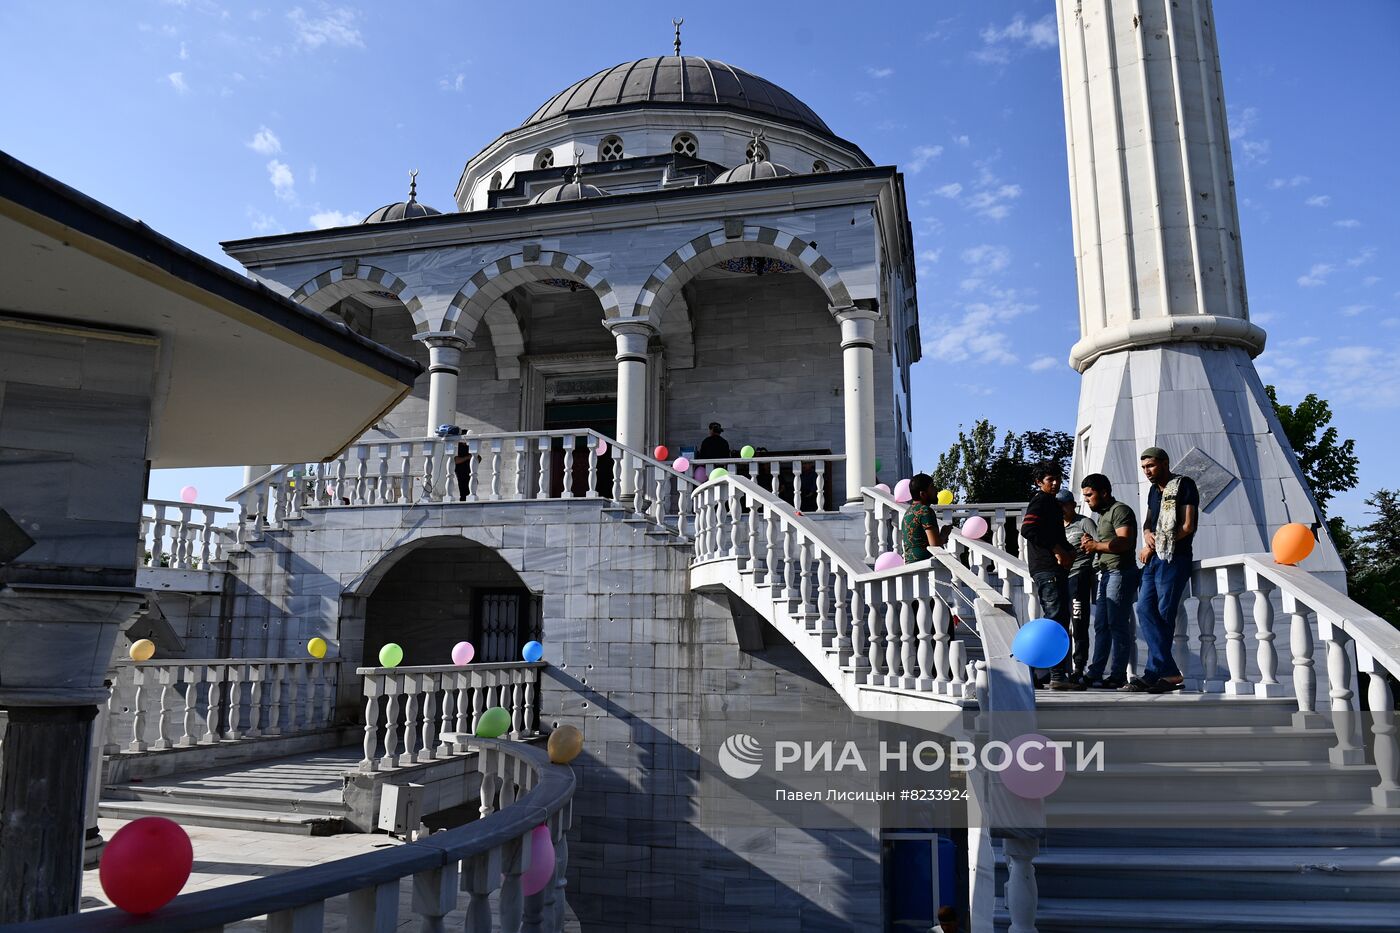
[444,251,621,336]
[290,263,427,328]
[633,225,855,321]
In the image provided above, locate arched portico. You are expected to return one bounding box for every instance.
[444,250,620,340]
[291,261,429,331]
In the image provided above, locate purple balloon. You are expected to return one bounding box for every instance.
[1000,733,1066,800]
[520,825,556,896]
[873,551,905,571]
[451,641,475,666]
[693,465,708,482]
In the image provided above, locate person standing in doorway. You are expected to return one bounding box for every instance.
[1079,473,1138,689]
[1019,463,1076,688]
[1127,447,1199,693]
[697,422,731,461]
[1057,488,1098,688]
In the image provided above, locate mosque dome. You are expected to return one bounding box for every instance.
[363,171,442,224]
[523,56,833,139]
[712,159,796,185]
[529,179,609,205]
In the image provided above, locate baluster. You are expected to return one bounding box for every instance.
[499,835,526,933]
[462,439,479,502]
[1194,581,1219,691]
[632,458,646,517]
[471,675,486,733]
[178,664,201,746]
[586,437,600,498]
[462,848,501,933]
[932,597,952,693]
[1364,659,1400,808]
[423,442,440,504]
[361,675,381,772]
[814,460,827,512]
[303,662,318,731]
[349,881,399,932]
[150,505,169,567]
[419,674,439,761]
[866,581,884,682]
[128,667,150,752]
[148,667,177,750]
[321,662,335,728]
[173,506,193,568]
[611,446,624,504]
[949,641,967,697]
[1025,577,1040,622]
[550,816,571,931]
[282,661,300,733]
[783,522,800,602]
[798,539,814,619]
[354,448,369,505]
[815,553,833,639]
[726,485,741,554]
[413,861,460,933]
[884,580,902,687]
[1322,623,1365,766]
[915,583,935,690]
[265,662,284,736]
[138,514,152,567]
[513,438,528,500]
[864,505,878,564]
[992,508,1008,550]
[1245,571,1283,696]
[401,680,421,766]
[535,437,551,500]
[875,503,891,558]
[288,469,305,519]
[511,679,525,738]
[201,666,223,743]
[103,684,120,756]
[1003,837,1039,933]
[833,567,852,665]
[1216,568,1251,695]
[525,673,537,736]
[393,442,412,502]
[652,464,666,523]
[380,680,402,770]
[973,660,989,703]
[198,508,216,568]
[454,673,471,753]
[438,680,455,756]
[851,584,870,681]
[243,663,264,738]
[488,439,503,501]
[896,578,917,688]
[1262,558,1295,693]
[554,433,574,500]
[225,663,245,740]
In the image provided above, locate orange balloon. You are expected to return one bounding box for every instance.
[1271,523,1315,565]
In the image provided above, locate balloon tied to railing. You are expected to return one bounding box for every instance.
[179,485,198,504]
[874,551,905,571]
[937,489,954,506]
[307,637,328,658]
[1272,522,1315,565]
[961,515,989,540]
[129,638,156,662]
[673,456,690,472]
[101,816,193,914]
[1010,618,1070,669]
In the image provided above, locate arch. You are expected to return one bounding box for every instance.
[345,529,536,598]
[290,262,428,330]
[598,135,624,161]
[634,225,855,324]
[443,250,621,339]
[483,297,526,379]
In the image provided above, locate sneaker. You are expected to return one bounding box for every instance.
[1119,677,1153,693]
[1048,675,1075,691]
[1148,677,1185,694]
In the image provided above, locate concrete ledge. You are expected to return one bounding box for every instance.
[105,726,362,784]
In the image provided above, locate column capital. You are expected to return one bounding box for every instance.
[832,307,878,351]
[829,305,880,324]
[606,317,655,363]
[602,317,658,339]
[414,331,473,351]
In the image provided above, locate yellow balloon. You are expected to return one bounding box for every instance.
[307,637,328,659]
[937,489,955,506]
[129,638,156,662]
[547,724,584,765]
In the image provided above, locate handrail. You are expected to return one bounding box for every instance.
[144,498,235,514]
[18,739,574,932]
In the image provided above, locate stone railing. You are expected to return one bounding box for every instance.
[357,662,544,772]
[861,486,1026,564]
[108,659,339,754]
[27,738,575,932]
[1194,554,1400,809]
[139,499,236,570]
[690,454,845,512]
[228,430,700,542]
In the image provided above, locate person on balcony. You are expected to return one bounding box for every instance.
[900,473,946,560]
[1020,463,1077,689]
[1079,473,1138,689]
[697,422,731,461]
[1058,488,1098,687]
[1127,446,1199,693]
[799,461,819,512]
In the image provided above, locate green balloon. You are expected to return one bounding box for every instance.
[740,445,756,459]
[378,643,404,668]
[475,706,511,738]
[875,458,883,472]
[710,467,729,480]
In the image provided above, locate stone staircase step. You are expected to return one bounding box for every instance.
[1050,761,1378,804]
[1042,798,1400,831]
[97,799,344,836]
[104,782,350,817]
[1049,824,1400,848]
[995,897,1400,931]
[1036,724,1336,761]
[1028,695,1298,729]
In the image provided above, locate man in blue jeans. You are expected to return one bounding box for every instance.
[1079,473,1138,689]
[1019,463,1077,689]
[1128,447,1199,693]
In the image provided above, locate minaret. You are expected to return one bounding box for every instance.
[1056,0,1342,576]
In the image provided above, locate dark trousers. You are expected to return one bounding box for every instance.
[1068,568,1095,674]
[1136,554,1191,680]
[1032,570,1072,675]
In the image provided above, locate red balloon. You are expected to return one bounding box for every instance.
[100,817,193,914]
[653,445,669,461]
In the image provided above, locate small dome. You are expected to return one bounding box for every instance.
[362,170,442,224]
[712,160,795,185]
[529,180,610,205]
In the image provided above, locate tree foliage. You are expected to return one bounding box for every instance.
[1265,385,1359,516]
[930,420,1073,503]
[1336,489,1400,624]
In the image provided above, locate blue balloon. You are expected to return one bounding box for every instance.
[522,640,544,663]
[1011,618,1070,669]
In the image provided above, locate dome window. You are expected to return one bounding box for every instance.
[672,133,698,158]
[598,135,624,161]
[535,149,555,170]
[488,171,503,190]
[812,159,829,174]
[745,137,769,163]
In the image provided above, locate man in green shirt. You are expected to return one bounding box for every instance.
[1079,473,1138,688]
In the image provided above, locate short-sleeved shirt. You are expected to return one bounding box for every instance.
[1064,514,1098,575]
[901,503,938,561]
[1093,499,1137,571]
[1144,475,1200,552]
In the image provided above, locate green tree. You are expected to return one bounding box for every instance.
[1338,489,1400,624]
[1265,385,1359,517]
[930,420,1072,502]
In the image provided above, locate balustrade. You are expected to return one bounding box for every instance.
[139,499,235,570]
[691,454,845,513]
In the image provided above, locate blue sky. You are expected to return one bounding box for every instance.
[2,1,1395,523]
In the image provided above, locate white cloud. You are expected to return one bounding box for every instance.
[266,159,295,201]
[934,182,963,199]
[1252,311,1275,324]
[246,126,281,155]
[1363,276,1381,287]
[967,183,1022,220]
[1227,105,1269,166]
[866,66,894,79]
[167,71,189,94]
[1347,247,1377,268]
[1267,175,1308,189]
[1340,304,1370,317]
[961,244,1011,275]
[439,73,466,92]
[1304,194,1332,207]
[309,209,360,229]
[974,14,1057,63]
[953,134,970,148]
[907,145,944,174]
[178,41,189,61]
[1334,219,1361,229]
[917,249,942,264]
[1297,263,1335,287]
[288,6,362,49]
[1029,356,1059,372]
[246,206,282,234]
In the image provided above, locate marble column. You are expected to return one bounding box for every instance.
[420,333,472,436]
[608,319,655,492]
[834,307,879,504]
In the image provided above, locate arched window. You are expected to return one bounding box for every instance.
[745,137,769,162]
[598,135,624,161]
[812,159,829,174]
[488,171,503,190]
[534,149,554,170]
[671,133,698,158]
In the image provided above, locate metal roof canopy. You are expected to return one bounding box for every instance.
[0,151,422,469]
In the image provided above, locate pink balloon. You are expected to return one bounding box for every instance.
[179,485,198,504]
[451,641,475,666]
[893,479,912,504]
[873,551,905,571]
[1000,733,1066,800]
[595,438,608,456]
[673,456,691,472]
[520,824,556,896]
[693,465,708,482]
[874,483,892,494]
[962,515,989,539]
